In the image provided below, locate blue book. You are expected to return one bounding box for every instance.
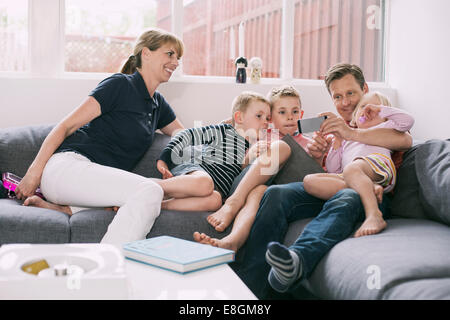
[122,236,235,274]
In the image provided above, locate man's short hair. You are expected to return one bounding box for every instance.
[231,91,270,125]
[267,85,302,111]
[324,63,366,94]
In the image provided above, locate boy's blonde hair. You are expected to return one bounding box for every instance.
[267,85,302,111]
[350,91,392,126]
[231,91,270,125]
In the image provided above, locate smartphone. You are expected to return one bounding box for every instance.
[297,116,328,134]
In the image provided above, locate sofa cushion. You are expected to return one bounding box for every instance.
[69,208,232,243]
[0,199,70,244]
[382,278,450,300]
[390,144,428,219]
[68,209,116,243]
[283,218,313,247]
[302,218,450,299]
[0,125,53,177]
[0,183,8,199]
[147,210,232,240]
[132,133,171,178]
[415,139,450,226]
[272,135,324,185]
[0,125,170,180]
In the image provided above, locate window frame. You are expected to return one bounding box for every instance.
[0,0,388,85]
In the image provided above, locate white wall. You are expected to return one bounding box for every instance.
[0,76,396,129]
[387,0,450,140]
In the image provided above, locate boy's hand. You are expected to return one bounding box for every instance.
[248,141,270,161]
[306,131,333,160]
[157,160,173,179]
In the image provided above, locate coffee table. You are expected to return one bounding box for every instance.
[126,258,257,300]
[0,243,256,300]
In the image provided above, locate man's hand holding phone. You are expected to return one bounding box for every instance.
[318,112,356,141]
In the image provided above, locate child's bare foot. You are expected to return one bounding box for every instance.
[23,195,73,216]
[193,232,237,252]
[373,184,384,204]
[207,198,242,232]
[354,212,387,237]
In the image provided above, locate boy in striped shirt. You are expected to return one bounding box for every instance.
[157,91,272,212]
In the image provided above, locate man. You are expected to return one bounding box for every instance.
[231,63,412,299]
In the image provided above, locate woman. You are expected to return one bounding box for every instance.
[15,29,185,245]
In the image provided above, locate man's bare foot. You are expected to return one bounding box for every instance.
[354,212,387,237]
[193,232,237,252]
[373,184,384,204]
[207,198,243,232]
[23,195,73,216]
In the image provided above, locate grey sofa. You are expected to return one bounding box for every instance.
[1,124,450,300]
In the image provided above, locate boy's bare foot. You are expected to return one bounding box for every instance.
[373,184,384,204]
[23,195,73,216]
[193,232,237,252]
[354,212,387,237]
[207,198,242,232]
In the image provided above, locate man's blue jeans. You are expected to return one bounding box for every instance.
[231,182,391,299]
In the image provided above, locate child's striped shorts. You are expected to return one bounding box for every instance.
[355,153,397,193]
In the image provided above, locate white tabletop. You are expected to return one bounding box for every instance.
[125,258,257,300]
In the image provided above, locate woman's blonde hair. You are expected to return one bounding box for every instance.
[350,91,392,126]
[121,28,184,74]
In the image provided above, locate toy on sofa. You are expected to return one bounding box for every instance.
[2,172,45,200]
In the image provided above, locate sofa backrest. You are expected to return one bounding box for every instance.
[0,124,170,179]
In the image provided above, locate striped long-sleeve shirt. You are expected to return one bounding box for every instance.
[159,124,250,196]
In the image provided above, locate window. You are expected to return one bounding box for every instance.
[293,0,385,82]
[64,0,171,73]
[179,0,385,81]
[0,0,28,72]
[180,0,283,78]
[2,0,387,82]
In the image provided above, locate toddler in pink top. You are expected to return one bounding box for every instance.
[304,92,414,237]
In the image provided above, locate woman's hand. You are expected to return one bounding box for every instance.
[157,160,173,179]
[15,169,42,200]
